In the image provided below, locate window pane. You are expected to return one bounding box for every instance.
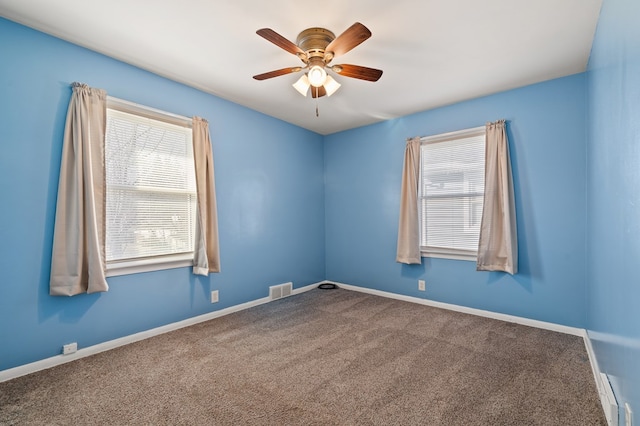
[105,109,195,263]
[106,188,195,261]
[419,129,485,254]
[420,195,484,250]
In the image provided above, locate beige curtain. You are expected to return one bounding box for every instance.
[50,83,109,295]
[396,138,422,264]
[192,117,221,275]
[477,120,518,274]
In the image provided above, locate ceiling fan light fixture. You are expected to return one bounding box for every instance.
[293,74,310,96]
[308,65,327,87]
[323,75,341,97]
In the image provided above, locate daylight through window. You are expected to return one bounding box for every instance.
[105,103,195,272]
[419,126,486,260]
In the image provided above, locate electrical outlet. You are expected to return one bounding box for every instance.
[626,403,633,426]
[210,290,219,303]
[418,280,426,291]
[62,342,77,355]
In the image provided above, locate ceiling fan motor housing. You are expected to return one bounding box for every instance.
[296,28,336,63]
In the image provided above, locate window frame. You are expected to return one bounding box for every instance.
[418,125,486,262]
[104,97,195,277]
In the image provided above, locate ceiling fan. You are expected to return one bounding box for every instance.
[253,22,383,98]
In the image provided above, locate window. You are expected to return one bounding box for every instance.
[105,98,195,276]
[419,126,486,261]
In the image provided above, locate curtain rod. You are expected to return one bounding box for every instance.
[70,81,194,128]
[107,95,192,127]
[407,119,507,142]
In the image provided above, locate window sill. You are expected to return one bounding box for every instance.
[106,253,193,277]
[421,248,477,262]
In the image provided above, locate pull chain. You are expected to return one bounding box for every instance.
[315,86,319,117]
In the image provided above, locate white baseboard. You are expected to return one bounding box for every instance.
[331,281,584,336]
[0,281,320,383]
[291,282,320,296]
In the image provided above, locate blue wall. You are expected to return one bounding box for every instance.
[587,0,640,419]
[324,74,588,328]
[0,18,325,371]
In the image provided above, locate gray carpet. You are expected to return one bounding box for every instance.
[0,288,606,425]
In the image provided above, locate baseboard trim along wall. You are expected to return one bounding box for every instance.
[1,278,611,424]
[331,281,584,335]
[0,281,320,383]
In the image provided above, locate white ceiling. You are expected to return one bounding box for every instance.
[0,0,602,135]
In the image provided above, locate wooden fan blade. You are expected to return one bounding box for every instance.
[311,85,327,98]
[325,22,371,58]
[333,64,383,82]
[256,28,304,56]
[253,67,302,81]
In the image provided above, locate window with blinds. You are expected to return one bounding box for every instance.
[105,106,196,268]
[419,126,486,260]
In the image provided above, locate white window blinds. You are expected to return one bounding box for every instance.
[105,108,196,263]
[419,127,485,260]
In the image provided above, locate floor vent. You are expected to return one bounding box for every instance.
[269,282,293,300]
[600,373,619,426]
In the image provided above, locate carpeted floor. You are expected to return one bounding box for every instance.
[0,288,606,425]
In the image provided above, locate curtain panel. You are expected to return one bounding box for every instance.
[476,120,518,274]
[192,117,221,275]
[50,83,109,296]
[396,138,422,264]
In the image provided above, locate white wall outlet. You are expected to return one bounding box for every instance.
[626,403,633,426]
[62,342,77,355]
[418,280,426,291]
[210,290,219,303]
